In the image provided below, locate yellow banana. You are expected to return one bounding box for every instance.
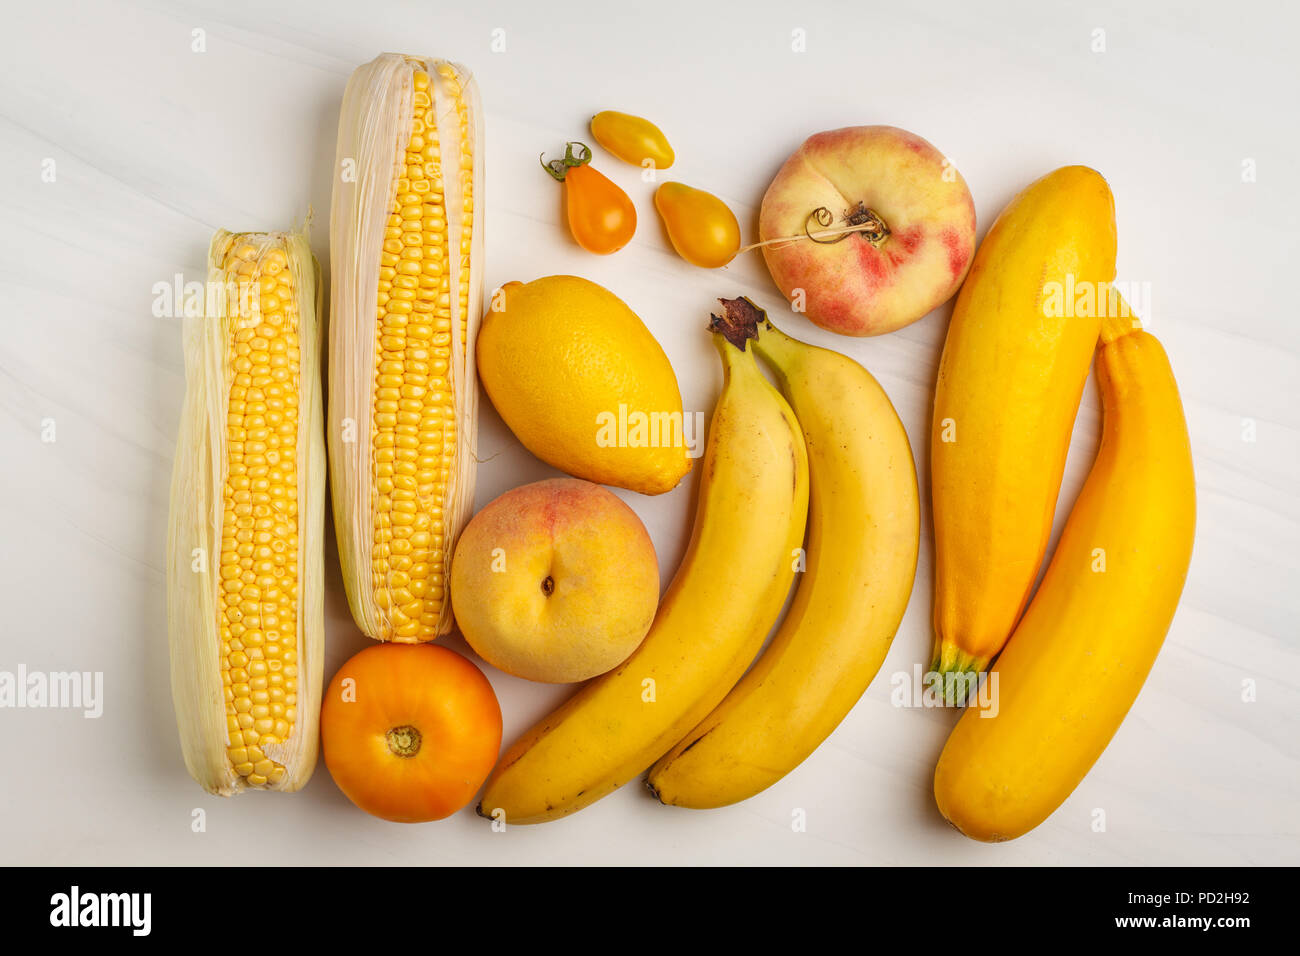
[934,301,1195,842]
[648,299,918,808]
[930,166,1117,680]
[477,318,809,825]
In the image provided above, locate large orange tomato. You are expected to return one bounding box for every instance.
[542,142,636,255]
[321,643,502,823]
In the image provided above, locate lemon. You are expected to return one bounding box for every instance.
[477,276,691,495]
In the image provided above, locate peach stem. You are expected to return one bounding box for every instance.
[736,222,884,255]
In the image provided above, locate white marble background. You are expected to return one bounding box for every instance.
[0,0,1295,865]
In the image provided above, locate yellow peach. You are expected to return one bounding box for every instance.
[450,478,659,683]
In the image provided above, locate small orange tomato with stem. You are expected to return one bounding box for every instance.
[541,142,636,255]
[321,643,503,823]
[654,182,742,268]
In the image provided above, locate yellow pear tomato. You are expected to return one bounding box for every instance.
[654,182,741,269]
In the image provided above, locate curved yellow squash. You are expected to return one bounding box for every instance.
[930,166,1116,678]
[933,305,1195,842]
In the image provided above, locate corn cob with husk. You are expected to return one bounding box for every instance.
[328,53,484,643]
[167,228,326,795]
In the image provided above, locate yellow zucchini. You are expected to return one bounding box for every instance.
[933,302,1195,841]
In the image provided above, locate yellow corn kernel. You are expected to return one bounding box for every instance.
[168,227,323,797]
[330,53,482,644]
[215,239,301,787]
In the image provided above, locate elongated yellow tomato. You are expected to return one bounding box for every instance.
[933,303,1195,842]
[590,110,674,169]
[655,182,741,268]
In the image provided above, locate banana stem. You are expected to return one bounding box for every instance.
[750,318,799,368]
[711,324,760,381]
[710,307,782,409]
[710,295,805,378]
[708,300,759,352]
